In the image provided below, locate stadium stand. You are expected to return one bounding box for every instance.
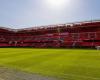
[0,20,100,48]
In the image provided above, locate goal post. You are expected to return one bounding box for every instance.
[96,46,100,50]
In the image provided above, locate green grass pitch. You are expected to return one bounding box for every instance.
[0,48,100,80]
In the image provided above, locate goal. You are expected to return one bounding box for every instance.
[96,46,100,50]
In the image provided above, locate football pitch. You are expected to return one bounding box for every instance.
[0,48,100,80]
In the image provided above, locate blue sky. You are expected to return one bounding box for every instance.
[0,0,100,29]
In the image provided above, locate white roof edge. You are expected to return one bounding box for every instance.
[18,20,100,31]
[0,20,100,32]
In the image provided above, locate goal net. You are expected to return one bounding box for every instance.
[96,46,100,50]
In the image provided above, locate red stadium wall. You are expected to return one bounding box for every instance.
[0,20,100,48]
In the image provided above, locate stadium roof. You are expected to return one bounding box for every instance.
[0,20,100,32]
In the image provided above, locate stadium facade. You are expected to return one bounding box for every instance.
[0,20,100,48]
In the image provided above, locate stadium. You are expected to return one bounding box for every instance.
[0,20,100,80]
[0,20,100,48]
[0,0,100,80]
